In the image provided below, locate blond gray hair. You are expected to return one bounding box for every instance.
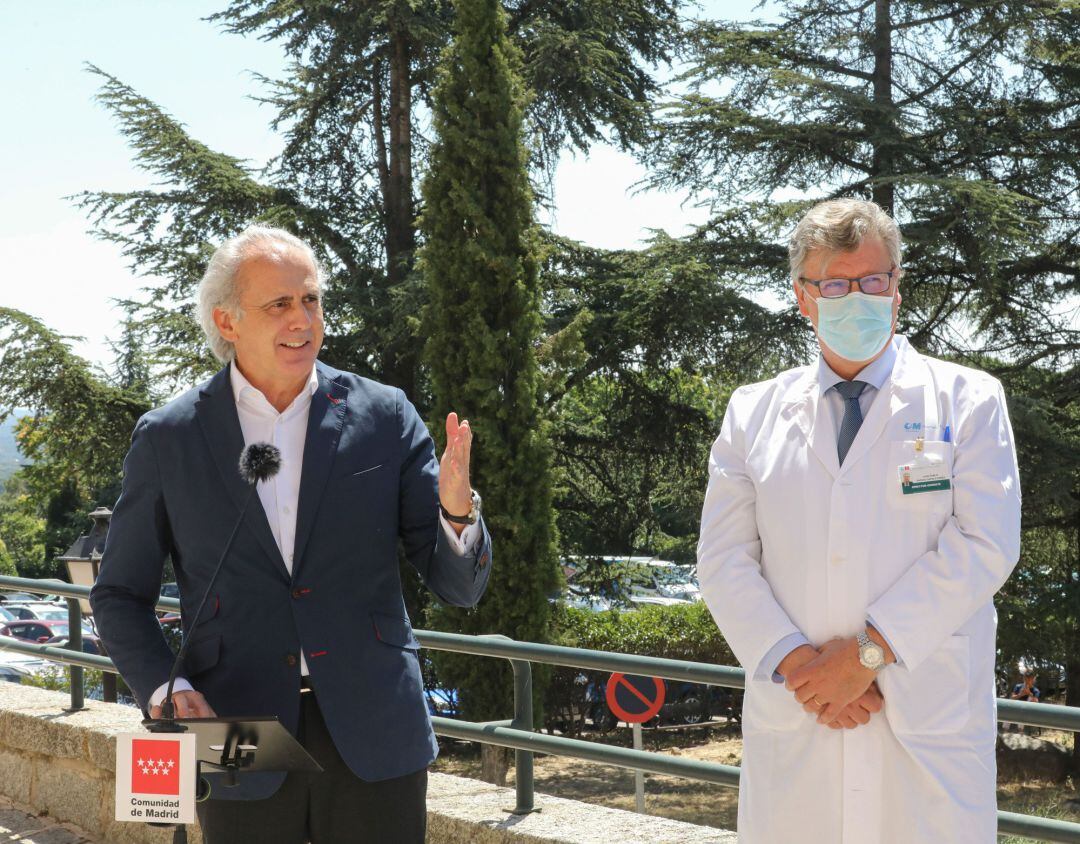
[197,225,324,363]
[788,199,902,282]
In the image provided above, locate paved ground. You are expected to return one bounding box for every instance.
[0,797,97,844]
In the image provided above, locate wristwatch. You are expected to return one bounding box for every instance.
[856,631,886,671]
[440,489,481,525]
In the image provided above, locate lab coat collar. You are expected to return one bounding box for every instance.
[817,339,898,397]
[781,335,926,477]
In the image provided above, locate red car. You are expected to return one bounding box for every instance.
[0,619,94,644]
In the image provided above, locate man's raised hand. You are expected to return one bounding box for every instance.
[439,412,473,534]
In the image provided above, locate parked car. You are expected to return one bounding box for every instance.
[0,591,40,604]
[561,556,701,611]
[563,586,613,613]
[2,604,46,619]
[4,604,72,622]
[0,664,30,683]
[42,635,106,656]
[651,565,702,602]
[0,619,94,643]
[0,606,14,623]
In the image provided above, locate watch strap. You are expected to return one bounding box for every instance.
[440,504,473,525]
[440,490,480,525]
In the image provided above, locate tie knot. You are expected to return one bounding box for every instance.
[834,380,867,401]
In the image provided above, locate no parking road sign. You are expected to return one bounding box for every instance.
[605,673,665,724]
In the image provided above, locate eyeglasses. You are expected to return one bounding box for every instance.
[799,267,898,299]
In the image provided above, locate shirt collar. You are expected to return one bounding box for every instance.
[229,361,319,415]
[817,336,899,396]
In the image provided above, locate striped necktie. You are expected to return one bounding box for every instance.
[834,380,868,466]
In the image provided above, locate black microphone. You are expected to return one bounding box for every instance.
[158,443,282,721]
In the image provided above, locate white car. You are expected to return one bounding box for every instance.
[3,603,72,622]
[0,652,51,678]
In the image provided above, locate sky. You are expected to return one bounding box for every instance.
[0,1,773,369]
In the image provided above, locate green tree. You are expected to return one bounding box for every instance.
[645,0,1079,359]
[0,537,15,577]
[538,231,807,563]
[0,309,155,568]
[995,366,1080,772]
[0,480,48,578]
[76,0,683,396]
[420,0,558,738]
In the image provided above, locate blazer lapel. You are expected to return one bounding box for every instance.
[782,367,840,478]
[292,366,348,576]
[194,366,290,582]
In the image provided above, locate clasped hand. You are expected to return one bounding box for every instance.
[780,640,883,729]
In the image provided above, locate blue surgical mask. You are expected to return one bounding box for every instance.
[813,292,894,362]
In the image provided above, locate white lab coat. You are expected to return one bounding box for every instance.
[698,336,1021,844]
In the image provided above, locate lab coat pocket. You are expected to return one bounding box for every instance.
[742,678,807,733]
[880,635,970,735]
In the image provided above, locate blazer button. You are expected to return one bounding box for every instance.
[291,588,303,599]
[284,654,298,667]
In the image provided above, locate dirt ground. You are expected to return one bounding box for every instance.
[431,722,1080,838]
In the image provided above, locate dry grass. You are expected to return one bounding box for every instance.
[431,723,1079,839]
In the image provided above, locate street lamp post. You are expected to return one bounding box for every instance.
[59,506,116,703]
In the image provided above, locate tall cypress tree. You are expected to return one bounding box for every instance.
[420,0,558,730]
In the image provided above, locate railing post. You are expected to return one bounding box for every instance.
[479,634,536,814]
[66,597,84,711]
[510,656,535,814]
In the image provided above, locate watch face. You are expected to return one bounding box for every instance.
[861,644,884,669]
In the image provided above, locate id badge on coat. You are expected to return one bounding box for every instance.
[897,440,951,495]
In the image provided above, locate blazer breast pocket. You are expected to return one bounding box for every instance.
[348,463,385,478]
[332,463,387,497]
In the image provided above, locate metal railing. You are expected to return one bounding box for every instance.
[1,575,1078,842]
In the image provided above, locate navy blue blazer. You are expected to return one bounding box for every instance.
[90,361,491,797]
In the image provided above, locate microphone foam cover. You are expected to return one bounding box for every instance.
[239,442,282,485]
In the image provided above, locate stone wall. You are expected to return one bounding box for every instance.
[0,683,734,843]
[0,683,180,843]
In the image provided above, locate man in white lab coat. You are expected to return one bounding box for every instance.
[697,198,1021,843]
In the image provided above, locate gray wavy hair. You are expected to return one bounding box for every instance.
[788,199,902,282]
[197,225,324,363]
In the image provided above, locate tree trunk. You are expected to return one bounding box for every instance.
[480,744,511,786]
[871,0,895,212]
[375,27,418,397]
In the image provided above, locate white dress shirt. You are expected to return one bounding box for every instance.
[150,362,480,708]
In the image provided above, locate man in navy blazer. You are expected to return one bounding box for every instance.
[90,225,491,843]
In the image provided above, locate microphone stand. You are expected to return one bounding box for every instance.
[157,482,258,723]
[146,482,259,844]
